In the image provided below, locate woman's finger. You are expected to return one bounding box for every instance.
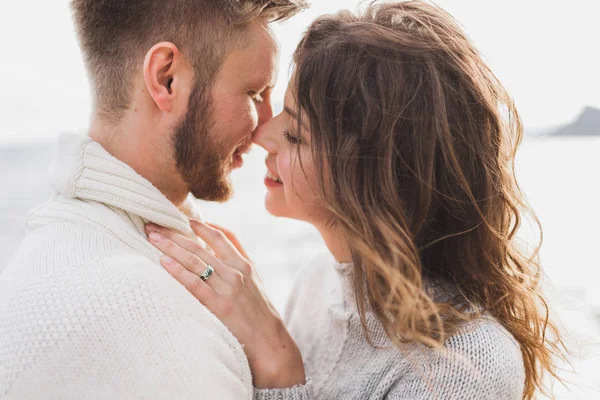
[146,224,221,273]
[147,223,207,261]
[147,231,232,293]
[160,255,215,305]
[206,223,252,261]
[190,220,252,274]
[147,230,208,276]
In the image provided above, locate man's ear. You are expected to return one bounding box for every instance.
[143,42,182,113]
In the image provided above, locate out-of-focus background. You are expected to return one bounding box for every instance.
[1,0,599,398]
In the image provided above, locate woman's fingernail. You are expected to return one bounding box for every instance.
[161,255,175,266]
[149,232,162,242]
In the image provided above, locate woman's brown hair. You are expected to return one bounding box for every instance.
[291,1,565,398]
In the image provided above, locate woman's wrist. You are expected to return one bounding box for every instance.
[251,324,306,389]
[253,358,306,389]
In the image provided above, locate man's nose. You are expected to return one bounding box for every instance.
[253,117,277,154]
[257,100,274,128]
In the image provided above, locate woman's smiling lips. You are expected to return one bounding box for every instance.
[264,165,283,188]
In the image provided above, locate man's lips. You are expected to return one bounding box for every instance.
[230,141,253,169]
[233,142,253,157]
[236,145,251,154]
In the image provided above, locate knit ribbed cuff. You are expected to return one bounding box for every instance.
[253,380,313,400]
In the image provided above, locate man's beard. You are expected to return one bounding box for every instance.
[172,85,233,202]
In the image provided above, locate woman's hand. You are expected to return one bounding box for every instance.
[145,220,306,390]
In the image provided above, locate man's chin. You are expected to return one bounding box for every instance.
[189,178,233,203]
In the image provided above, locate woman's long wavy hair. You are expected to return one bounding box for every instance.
[291,1,565,398]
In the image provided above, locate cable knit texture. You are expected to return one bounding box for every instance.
[254,382,313,400]
[0,133,253,399]
[267,253,526,400]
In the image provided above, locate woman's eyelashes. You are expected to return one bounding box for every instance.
[283,130,301,145]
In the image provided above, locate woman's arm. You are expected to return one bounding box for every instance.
[145,220,308,393]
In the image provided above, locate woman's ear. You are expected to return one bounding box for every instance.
[143,42,181,113]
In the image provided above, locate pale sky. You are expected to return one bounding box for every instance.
[0,0,598,144]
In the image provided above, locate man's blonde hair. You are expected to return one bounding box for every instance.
[71,0,307,121]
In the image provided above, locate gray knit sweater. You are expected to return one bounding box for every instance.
[255,254,525,400]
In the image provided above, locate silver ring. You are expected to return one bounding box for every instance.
[200,265,214,282]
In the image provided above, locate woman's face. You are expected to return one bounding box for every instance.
[253,84,330,225]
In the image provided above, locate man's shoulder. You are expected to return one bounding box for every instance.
[4,203,170,311]
[10,193,156,272]
[1,249,245,357]
[0,251,253,398]
[5,217,136,279]
[25,194,130,238]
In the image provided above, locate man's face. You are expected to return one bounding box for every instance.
[173,21,278,202]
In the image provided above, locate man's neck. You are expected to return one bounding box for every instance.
[88,115,189,207]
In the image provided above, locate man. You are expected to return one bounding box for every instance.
[0,1,306,399]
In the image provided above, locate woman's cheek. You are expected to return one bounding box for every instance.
[277,151,293,187]
[291,157,318,202]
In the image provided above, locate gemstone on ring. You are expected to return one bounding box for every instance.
[200,265,214,282]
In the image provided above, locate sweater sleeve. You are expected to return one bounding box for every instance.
[253,381,314,400]
[387,318,525,400]
[7,255,253,400]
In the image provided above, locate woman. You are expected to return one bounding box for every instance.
[145,1,564,399]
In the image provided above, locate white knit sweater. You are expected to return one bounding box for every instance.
[258,254,526,399]
[0,134,526,400]
[0,134,253,399]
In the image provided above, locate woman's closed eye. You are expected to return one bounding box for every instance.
[283,130,301,145]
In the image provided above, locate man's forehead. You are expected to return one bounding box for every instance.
[217,21,279,86]
[245,20,278,52]
[239,23,279,82]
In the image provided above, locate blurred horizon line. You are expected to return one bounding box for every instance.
[1,104,599,147]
